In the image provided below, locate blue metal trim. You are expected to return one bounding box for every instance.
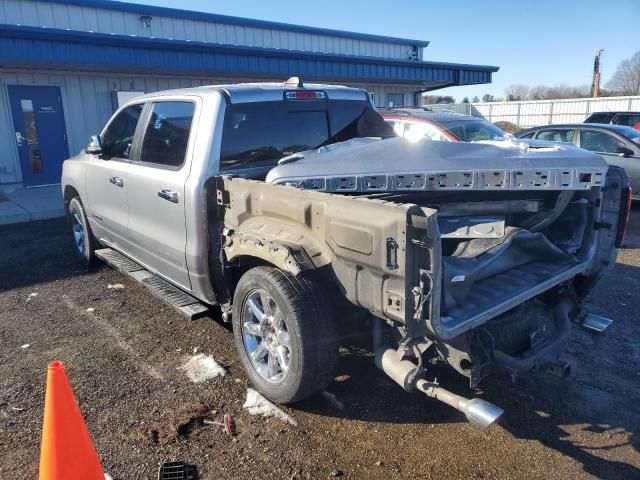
[0,25,497,86]
[39,0,431,48]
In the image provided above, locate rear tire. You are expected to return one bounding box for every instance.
[68,196,97,267]
[232,266,339,404]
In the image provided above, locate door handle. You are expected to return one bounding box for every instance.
[15,132,25,147]
[109,176,124,187]
[158,189,179,203]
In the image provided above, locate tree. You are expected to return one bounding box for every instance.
[606,50,640,96]
[462,97,469,103]
[472,96,480,103]
[504,84,530,101]
[482,94,495,102]
[423,95,455,105]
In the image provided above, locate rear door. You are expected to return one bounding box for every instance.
[125,100,196,290]
[85,103,143,247]
[578,128,640,194]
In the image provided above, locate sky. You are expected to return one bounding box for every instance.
[132,0,640,101]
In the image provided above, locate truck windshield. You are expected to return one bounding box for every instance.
[220,100,395,170]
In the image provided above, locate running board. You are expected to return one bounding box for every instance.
[95,248,210,320]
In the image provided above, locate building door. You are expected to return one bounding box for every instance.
[7,85,69,187]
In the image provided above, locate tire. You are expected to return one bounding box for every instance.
[68,196,97,267]
[232,266,339,404]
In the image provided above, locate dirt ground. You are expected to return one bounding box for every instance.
[1,209,639,480]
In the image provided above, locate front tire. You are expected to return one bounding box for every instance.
[68,196,97,266]
[232,266,338,404]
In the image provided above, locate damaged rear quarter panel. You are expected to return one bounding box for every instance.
[221,177,439,325]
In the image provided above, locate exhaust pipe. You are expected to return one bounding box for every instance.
[375,348,503,428]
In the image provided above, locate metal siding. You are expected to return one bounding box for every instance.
[0,0,419,59]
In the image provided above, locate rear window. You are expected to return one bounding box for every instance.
[585,113,611,124]
[436,119,508,142]
[219,100,394,170]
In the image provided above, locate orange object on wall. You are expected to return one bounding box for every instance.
[38,361,104,480]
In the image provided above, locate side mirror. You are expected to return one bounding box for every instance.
[85,135,102,155]
[617,147,635,158]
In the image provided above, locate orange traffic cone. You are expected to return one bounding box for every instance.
[39,361,104,480]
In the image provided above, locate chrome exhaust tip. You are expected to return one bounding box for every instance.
[458,398,504,428]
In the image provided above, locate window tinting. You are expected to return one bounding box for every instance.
[101,104,143,159]
[220,100,394,170]
[140,102,194,167]
[585,113,610,124]
[517,131,536,139]
[438,119,508,142]
[536,129,576,143]
[613,114,640,127]
[580,130,626,154]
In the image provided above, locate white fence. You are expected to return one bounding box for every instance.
[428,96,640,128]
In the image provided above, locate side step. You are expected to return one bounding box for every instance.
[95,248,210,320]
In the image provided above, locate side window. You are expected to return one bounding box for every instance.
[613,114,640,127]
[388,121,405,137]
[536,129,576,143]
[139,101,194,167]
[404,122,450,142]
[580,130,627,154]
[101,104,143,159]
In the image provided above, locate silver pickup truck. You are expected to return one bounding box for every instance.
[61,79,631,427]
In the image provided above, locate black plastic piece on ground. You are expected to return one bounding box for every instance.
[158,461,198,480]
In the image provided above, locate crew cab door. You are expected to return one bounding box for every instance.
[125,100,196,290]
[85,103,143,248]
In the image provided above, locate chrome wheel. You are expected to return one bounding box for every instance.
[71,211,85,255]
[242,289,291,383]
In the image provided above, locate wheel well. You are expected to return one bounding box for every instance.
[63,185,79,201]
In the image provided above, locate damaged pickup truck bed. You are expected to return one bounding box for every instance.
[62,80,631,427]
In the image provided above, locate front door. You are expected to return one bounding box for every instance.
[85,103,144,248]
[7,85,69,187]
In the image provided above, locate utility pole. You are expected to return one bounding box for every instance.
[591,49,604,98]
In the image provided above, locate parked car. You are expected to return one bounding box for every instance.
[516,123,640,198]
[62,80,631,427]
[585,111,640,130]
[380,109,512,142]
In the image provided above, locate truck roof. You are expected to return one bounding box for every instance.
[135,79,368,103]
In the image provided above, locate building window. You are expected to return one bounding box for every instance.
[387,93,404,108]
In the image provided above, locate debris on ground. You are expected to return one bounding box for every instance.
[107,283,124,290]
[202,414,234,436]
[26,292,38,301]
[132,402,210,445]
[331,468,343,477]
[243,388,297,426]
[104,473,113,480]
[321,391,344,411]
[178,354,226,383]
[86,307,95,313]
[20,344,30,349]
[158,461,198,480]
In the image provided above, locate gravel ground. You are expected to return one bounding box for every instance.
[1,209,639,479]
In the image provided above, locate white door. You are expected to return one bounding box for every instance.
[125,101,196,290]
